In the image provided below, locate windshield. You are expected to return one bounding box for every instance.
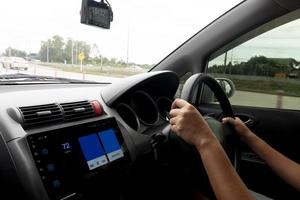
[0,0,241,83]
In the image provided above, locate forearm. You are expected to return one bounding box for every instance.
[244,132,300,190]
[196,137,254,200]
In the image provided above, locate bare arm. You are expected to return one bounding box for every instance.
[223,117,300,191]
[169,99,254,200]
[196,137,254,200]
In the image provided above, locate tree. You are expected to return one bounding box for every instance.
[64,39,74,64]
[91,43,101,58]
[209,56,291,77]
[63,39,91,64]
[4,47,27,58]
[51,35,65,63]
[75,41,91,63]
[39,39,50,62]
[39,35,65,63]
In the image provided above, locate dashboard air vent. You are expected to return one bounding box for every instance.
[61,101,96,122]
[18,103,63,128]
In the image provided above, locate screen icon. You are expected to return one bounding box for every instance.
[78,134,108,170]
[98,129,124,162]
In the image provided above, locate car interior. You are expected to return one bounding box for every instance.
[0,0,300,199]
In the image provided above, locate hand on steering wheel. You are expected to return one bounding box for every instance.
[179,73,240,169]
[169,98,217,150]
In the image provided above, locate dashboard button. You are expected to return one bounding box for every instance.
[37,136,44,141]
[52,180,61,188]
[47,164,55,172]
[41,148,49,156]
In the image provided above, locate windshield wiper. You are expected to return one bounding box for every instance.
[0,73,105,85]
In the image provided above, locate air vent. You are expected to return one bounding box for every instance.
[61,101,96,122]
[17,101,101,129]
[18,104,63,128]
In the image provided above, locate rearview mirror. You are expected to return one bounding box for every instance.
[81,0,113,29]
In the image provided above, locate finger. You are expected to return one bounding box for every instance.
[169,116,178,125]
[222,117,235,125]
[171,98,188,109]
[169,108,180,118]
[171,99,179,109]
[171,125,181,137]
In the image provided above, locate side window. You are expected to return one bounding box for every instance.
[175,72,192,98]
[208,19,300,110]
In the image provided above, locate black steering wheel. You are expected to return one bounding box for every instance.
[180,73,240,170]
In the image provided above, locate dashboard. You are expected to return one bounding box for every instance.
[0,71,179,200]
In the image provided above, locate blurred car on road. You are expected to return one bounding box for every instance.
[1,56,29,70]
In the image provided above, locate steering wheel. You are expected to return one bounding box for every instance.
[180,73,240,170]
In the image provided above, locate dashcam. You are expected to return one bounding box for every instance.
[81,0,113,29]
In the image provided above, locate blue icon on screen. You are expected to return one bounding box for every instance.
[78,134,108,170]
[98,129,124,162]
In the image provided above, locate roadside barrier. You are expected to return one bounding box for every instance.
[276,90,284,109]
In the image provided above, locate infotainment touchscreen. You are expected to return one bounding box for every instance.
[78,129,124,170]
[27,117,129,200]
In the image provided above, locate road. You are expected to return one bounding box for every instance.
[0,63,120,83]
[1,63,299,110]
[230,91,300,110]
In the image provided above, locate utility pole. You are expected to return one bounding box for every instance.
[100,55,103,70]
[46,41,49,63]
[126,23,130,67]
[229,50,233,74]
[76,43,78,65]
[71,40,74,65]
[224,51,228,74]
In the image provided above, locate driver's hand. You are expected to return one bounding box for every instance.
[169,99,216,148]
[222,117,253,140]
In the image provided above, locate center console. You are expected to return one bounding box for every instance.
[27,117,130,200]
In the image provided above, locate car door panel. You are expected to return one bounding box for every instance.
[199,104,300,199]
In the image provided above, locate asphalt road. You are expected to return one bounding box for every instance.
[230,91,300,110]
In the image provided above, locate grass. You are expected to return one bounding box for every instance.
[211,72,300,97]
[39,63,148,78]
[230,78,300,97]
[38,64,300,97]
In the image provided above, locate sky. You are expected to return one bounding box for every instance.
[210,16,300,66]
[0,0,242,65]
